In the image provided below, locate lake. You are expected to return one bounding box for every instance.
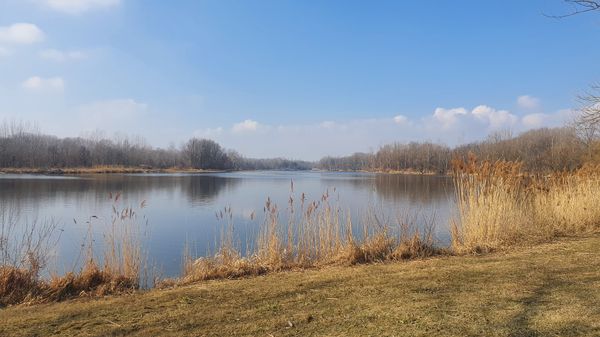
[0,171,455,278]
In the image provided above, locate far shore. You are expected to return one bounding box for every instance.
[0,166,453,176]
[0,166,229,175]
[315,168,449,176]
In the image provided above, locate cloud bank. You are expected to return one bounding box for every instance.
[194,101,572,160]
[0,23,44,44]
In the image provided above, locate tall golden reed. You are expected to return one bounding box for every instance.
[174,185,439,285]
[451,154,600,253]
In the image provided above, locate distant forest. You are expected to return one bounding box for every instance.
[1,122,599,173]
[0,122,312,171]
[319,127,599,173]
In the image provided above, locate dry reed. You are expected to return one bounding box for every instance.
[169,186,440,286]
[451,154,600,253]
[0,193,147,306]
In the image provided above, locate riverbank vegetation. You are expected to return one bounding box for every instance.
[2,154,600,306]
[2,234,599,336]
[451,155,600,253]
[167,192,440,286]
[0,194,145,306]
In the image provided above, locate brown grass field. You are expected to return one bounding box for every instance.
[1,234,599,337]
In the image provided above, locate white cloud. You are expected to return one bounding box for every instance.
[21,76,65,92]
[393,115,408,124]
[39,49,87,61]
[38,0,121,14]
[432,107,468,129]
[471,105,518,129]
[0,23,44,44]
[522,109,572,129]
[232,119,260,133]
[517,95,541,111]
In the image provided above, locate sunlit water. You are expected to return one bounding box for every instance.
[0,171,455,277]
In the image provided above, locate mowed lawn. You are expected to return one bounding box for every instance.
[1,235,599,337]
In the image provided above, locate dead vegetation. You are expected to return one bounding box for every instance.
[0,193,146,307]
[451,153,600,253]
[166,187,441,286]
[2,234,599,337]
[4,158,600,305]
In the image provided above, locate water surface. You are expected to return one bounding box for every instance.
[0,171,455,277]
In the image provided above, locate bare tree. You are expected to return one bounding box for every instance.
[573,85,600,160]
[576,85,600,128]
[547,0,600,18]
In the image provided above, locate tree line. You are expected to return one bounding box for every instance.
[0,121,311,171]
[2,122,597,173]
[318,127,599,173]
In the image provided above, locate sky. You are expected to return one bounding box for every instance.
[1,0,599,160]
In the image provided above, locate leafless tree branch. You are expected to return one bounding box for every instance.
[545,0,600,19]
[574,84,600,145]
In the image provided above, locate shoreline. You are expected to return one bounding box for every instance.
[0,167,451,176]
[315,168,450,176]
[0,166,230,175]
[1,234,598,336]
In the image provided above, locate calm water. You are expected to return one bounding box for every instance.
[0,171,455,277]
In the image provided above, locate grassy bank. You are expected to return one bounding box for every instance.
[1,234,599,336]
[0,166,225,175]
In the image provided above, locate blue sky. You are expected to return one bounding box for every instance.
[1,0,599,159]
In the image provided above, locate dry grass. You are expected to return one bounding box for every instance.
[0,203,60,306]
[451,153,600,253]
[47,260,138,301]
[0,267,41,307]
[1,234,599,337]
[0,193,146,306]
[167,188,441,286]
[45,193,146,301]
[534,165,600,234]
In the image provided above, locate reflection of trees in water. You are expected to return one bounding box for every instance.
[373,175,453,204]
[180,175,238,205]
[309,173,453,205]
[0,175,239,211]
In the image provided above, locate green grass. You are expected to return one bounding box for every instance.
[1,234,599,336]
